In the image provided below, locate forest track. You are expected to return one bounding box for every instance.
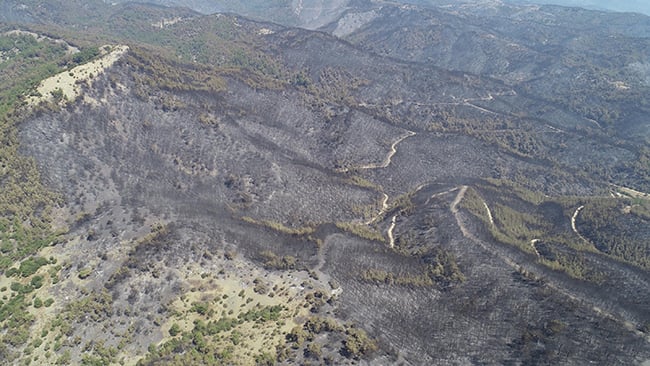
[450,186,468,214]
[365,193,389,225]
[357,130,416,170]
[571,206,589,243]
[424,186,460,206]
[530,239,540,257]
[464,102,498,115]
[387,215,397,248]
[335,130,415,173]
[326,128,417,267]
[483,201,494,226]
[611,184,650,200]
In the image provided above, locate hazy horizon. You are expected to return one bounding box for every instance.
[506,0,650,15]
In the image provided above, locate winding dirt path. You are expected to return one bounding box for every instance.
[483,201,495,226]
[387,215,397,248]
[424,186,460,206]
[545,124,566,133]
[357,131,416,170]
[451,186,497,247]
[326,128,418,267]
[586,117,602,128]
[611,184,650,200]
[464,102,498,115]
[530,239,540,257]
[335,129,415,175]
[450,186,467,212]
[338,129,416,244]
[571,206,589,243]
[357,90,517,126]
[365,193,389,225]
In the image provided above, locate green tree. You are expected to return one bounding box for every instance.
[169,323,181,337]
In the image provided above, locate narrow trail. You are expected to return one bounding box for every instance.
[449,186,476,237]
[337,129,416,245]
[586,117,602,128]
[336,130,415,176]
[398,90,515,109]
[364,193,388,225]
[357,131,416,170]
[424,186,460,206]
[387,215,397,249]
[451,186,493,241]
[483,201,494,226]
[356,91,517,129]
[315,126,415,274]
[571,206,589,243]
[450,186,468,214]
[545,124,566,133]
[464,102,498,115]
[530,239,541,257]
[611,184,650,200]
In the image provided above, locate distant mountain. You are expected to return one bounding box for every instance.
[506,0,650,16]
[105,0,357,28]
[333,1,650,141]
[0,0,200,28]
[93,0,650,35]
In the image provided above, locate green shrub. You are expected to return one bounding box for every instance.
[335,222,385,242]
[190,302,210,315]
[169,323,181,337]
[341,327,378,360]
[30,275,44,289]
[18,257,49,277]
[77,267,93,279]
